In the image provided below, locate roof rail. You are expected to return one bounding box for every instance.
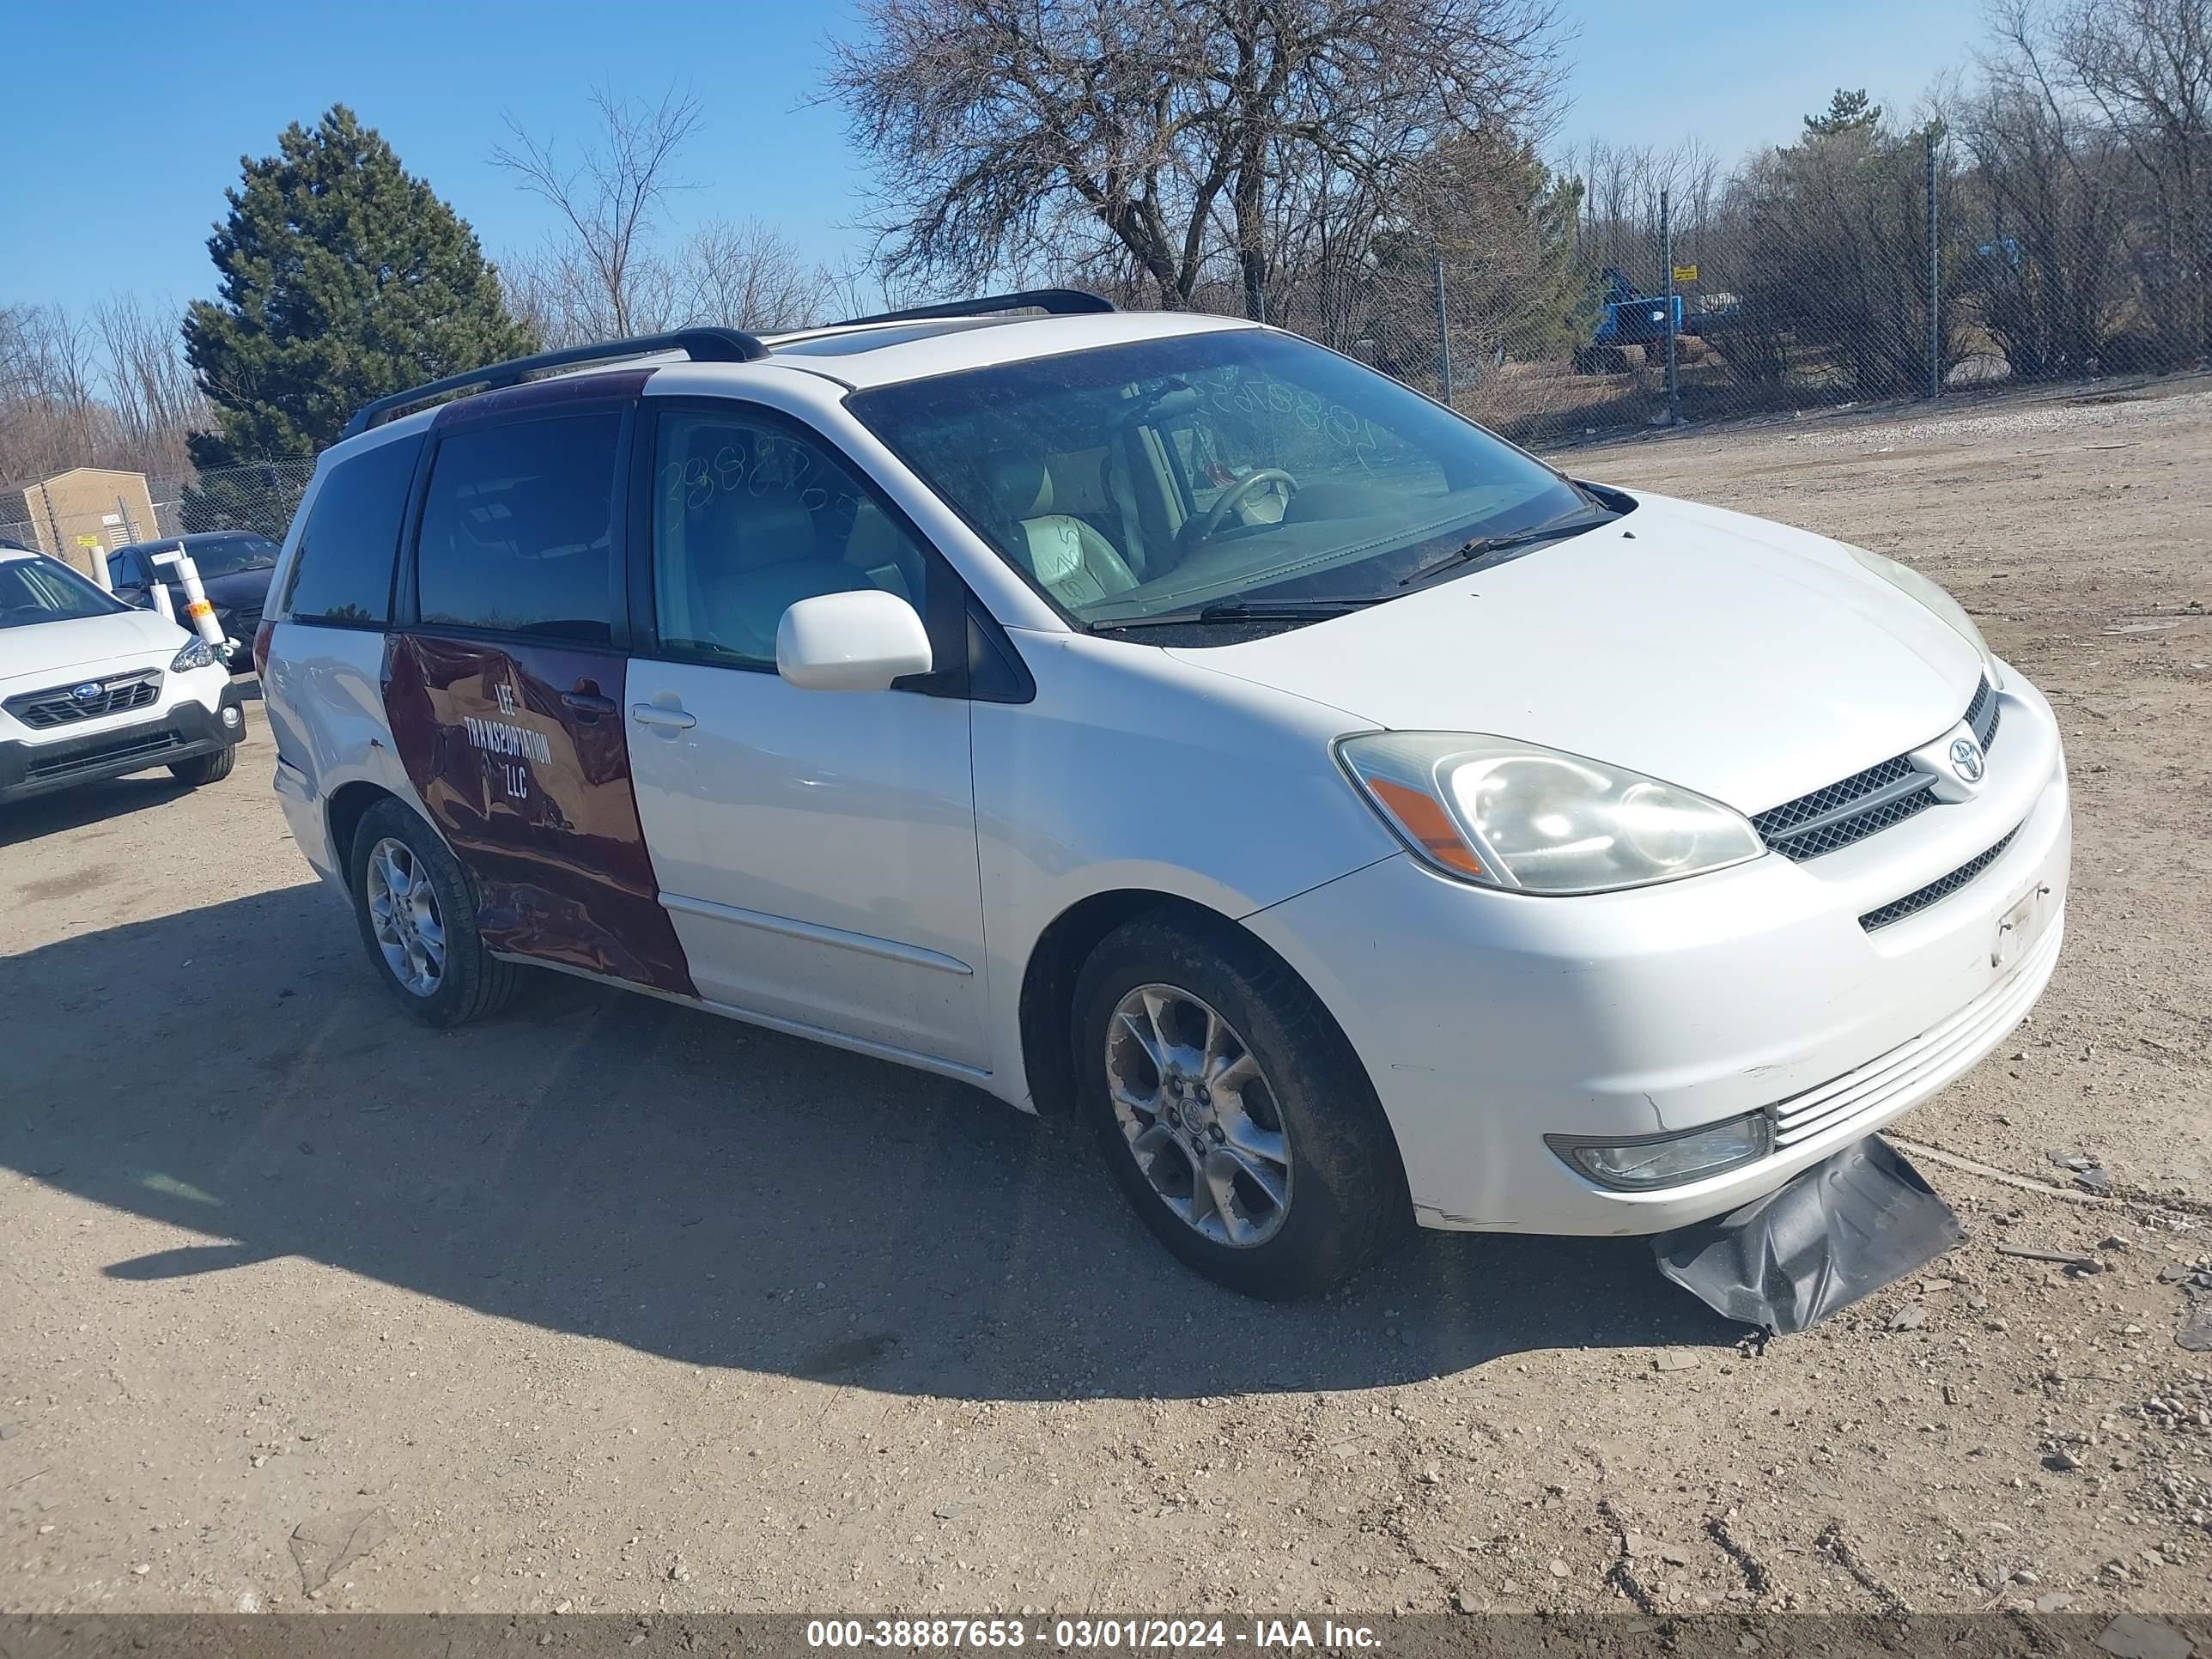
[831,288,1116,327]
[340,327,770,439]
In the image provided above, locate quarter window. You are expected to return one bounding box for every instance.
[649,410,930,669]
[278,433,422,626]
[416,414,623,644]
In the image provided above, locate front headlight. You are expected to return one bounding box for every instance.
[170,636,217,672]
[1847,544,2003,689]
[1336,732,1765,895]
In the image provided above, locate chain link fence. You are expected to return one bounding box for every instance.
[4,458,315,577]
[1163,126,2209,449]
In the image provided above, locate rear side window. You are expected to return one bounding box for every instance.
[414,414,623,645]
[280,434,422,626]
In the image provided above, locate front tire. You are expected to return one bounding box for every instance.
[1072,911,1410,1299]
[169,744,236,786]
[347,799,521,1027]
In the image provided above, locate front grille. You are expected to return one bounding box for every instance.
[1858,825,2021,931]
[4,672,160,729]
[1752,676,1999,862]
[22,726,183,783]
[1966,674,2002,750]
[1752,755,1938,860]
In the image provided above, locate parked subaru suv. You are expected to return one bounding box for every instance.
[0,546,246,804]
[258,293,2069,1297]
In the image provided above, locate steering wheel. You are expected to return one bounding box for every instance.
[1180,468,1298,550]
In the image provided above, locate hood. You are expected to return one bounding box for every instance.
[0,606,191,692]
[198,565,275,609]
[1170,491,1985,815]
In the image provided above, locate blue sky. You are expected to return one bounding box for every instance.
[0,0,1989,316]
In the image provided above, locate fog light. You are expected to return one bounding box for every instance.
[221,706,242,729]
[1547,1112,1772,1190]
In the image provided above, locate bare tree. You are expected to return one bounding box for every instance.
[495,242,649,350]
[94,294,207,479]
[2051,0,2212,355]
[0,303,105,487]
[1948,0,2131,374]
[826,0,1565,319]
[490,87,705,337]
[674,219,831,332]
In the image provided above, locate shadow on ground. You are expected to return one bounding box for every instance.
[0,675,263,849]
[0,770,202,847]
[0,883,1734,1400]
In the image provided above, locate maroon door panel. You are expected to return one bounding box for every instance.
[383,632,696,995]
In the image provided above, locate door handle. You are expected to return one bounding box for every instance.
[562,690,619,718]
[629,702,696,731]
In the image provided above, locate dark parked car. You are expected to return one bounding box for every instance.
[107,532,281,672]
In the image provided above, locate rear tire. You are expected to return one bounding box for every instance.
[347,799,521,1027]
[1072,910,1410,1299]
[169,744,236,786]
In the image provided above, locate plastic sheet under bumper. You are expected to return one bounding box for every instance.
[1651,1135,1964,1334]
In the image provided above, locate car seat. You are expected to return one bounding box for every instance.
[986,454,1138,608]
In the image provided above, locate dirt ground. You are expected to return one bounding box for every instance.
[4,374,2211,1620]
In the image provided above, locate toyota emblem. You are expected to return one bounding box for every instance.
[1949,737,1985,782]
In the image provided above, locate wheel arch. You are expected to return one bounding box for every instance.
[1015,887,1382,1124]
[325,780,412,874]
[326,779,452,878]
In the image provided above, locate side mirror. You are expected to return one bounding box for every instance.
[776,590,933,692]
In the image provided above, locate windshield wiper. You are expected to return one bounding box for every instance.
[1085,597,1383,633]
[1395,509,1613,588]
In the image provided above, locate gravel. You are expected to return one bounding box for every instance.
[4,372,2211,1615]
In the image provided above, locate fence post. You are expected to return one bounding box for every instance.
[1926,130,1941,400]
[38,484,64,561]
[1662,189,1680,427]
[1432,247,1455,406]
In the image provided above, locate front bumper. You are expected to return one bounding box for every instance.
[1243,671,2072,1237]
[0,679,246,804]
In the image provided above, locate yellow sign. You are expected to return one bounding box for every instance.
[1673,264,1699,283]
[76,534,101,549]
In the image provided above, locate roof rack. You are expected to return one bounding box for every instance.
[831,288,1116,327]
[341,327,770,439]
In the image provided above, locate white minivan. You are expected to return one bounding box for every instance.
[257,293,2069,1297]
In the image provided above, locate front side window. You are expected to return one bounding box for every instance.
[0,556,129,628]
[649,409,931,668]
[848,329,1599,630]
[416,414,623,644]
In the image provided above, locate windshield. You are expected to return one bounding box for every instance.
[848,330,1600,631]
[0,556,131,629]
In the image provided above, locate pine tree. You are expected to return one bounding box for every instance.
[184,106,536,468]
[1804,88,1882,138]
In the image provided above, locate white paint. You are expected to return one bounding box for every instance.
[776,590,933,691]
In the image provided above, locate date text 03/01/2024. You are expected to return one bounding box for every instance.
[804,1620,1382,1650]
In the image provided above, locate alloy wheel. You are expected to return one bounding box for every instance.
[1104,982,1292,1248]
[364,837,447,997]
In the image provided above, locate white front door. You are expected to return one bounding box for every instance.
[623,402,991,1072]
